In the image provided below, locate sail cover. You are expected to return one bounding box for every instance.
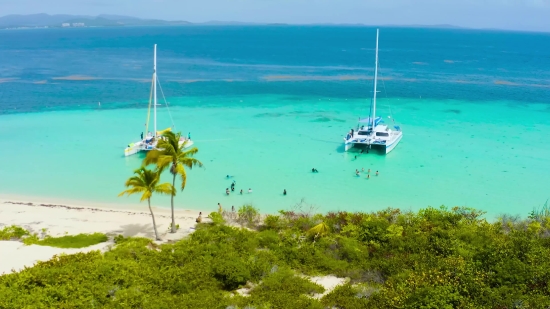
[358,116,383,126]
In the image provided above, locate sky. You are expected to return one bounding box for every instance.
[2,0,550,32]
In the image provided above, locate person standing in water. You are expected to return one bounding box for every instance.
[225,188,230,195]
[376,171,379,176]
[248,188,252,194]
[141,132,143,140]
[188,132,191,140]
[218,203,222,214]
[283,189,287,195]
[240,189,243,195]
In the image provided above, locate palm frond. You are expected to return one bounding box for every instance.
[118,187,145,197]
[179,157,203,169]
[156,155,173,170]
[175,164,187,190]
[155,183,176,196]
[143,150,162,166]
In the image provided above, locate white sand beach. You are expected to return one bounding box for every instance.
[0,198,205,275]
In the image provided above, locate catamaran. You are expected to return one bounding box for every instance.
[124,45,194,157]
[343,29,402,154]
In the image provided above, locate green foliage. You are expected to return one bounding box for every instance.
[3,206,550,308]
[237,204,261,228]
[23,233,108,248]
[0,225,29,240]
[208,211,225,225]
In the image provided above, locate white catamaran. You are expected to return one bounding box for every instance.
[124,44,194,157]
[343,29,402,154]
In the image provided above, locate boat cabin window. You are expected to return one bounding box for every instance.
[358,131,371,136]
[376,132,389,137]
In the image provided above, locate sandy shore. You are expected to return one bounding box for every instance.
[0,199,206,275]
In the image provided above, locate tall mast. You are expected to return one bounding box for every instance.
[372,29,379,130]
[153,44,157,136]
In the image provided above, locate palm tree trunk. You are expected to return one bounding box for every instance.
[170,172,176,233]
[148,198,161,241]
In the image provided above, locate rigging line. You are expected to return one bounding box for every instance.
[377,62,395,123]
[145,74,154,136]
[156,76,176,131]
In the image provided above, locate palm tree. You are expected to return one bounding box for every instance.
[144,131,203,233]
[118,167,175,240]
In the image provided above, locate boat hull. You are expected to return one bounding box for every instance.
[124,139,194,157]
[384,132,402,154]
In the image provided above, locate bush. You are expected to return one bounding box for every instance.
[0,225,29,240]
[23,233,108,248]
[237,205,261,228]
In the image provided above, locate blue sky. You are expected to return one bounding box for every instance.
[2,0,550,31]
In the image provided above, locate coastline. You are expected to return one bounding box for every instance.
[0,198,205,275]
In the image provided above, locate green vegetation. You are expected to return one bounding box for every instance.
[118,167,175,240]
[144,131,202,233]
[22,233,108,248]
[0,225,30,240]
[2,205,550,308]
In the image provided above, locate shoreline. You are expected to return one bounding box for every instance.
[0,198,206,275]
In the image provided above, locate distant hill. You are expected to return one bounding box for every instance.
[0,14,191,29]
[0,13,465,30]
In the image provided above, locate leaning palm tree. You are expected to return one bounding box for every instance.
[118,167,175,240]
[144,131,203,233]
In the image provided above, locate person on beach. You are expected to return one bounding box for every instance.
[283,189,287,195]
[196,212,202,223]
[218,203,222,213]
[226,188,230,195]
[248,188,252,194]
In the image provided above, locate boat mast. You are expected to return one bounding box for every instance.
[372,29,379,130]
[153,44,157,136]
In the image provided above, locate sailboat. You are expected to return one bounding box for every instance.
[343,29,402,154]
[124,44,194,157]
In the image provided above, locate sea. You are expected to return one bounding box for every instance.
[0,26,549,218]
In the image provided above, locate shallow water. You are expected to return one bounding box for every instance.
[1,26,549,218]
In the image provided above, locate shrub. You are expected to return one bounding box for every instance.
[23,233,108,248]
[237,205,261,228]
[0,225,29,240]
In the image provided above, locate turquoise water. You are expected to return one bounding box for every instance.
[1,26,549,217]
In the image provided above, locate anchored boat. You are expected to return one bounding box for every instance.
[343,29,402,154]
[124,45,194,157]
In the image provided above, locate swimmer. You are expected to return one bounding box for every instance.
[376,171,379,176]
[231,187,235,192]
[240,189,243,195]
[368,169,371,174]
[312,168,315,173]
[283,189,287,195]
[367,174,370,179]
[356,170,360,177]
[226,175,230,179]
[225,188,230,195]
[314,168,318,173]
[361,168,364,172]
[248,188,252,194]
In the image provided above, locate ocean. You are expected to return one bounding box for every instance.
[0,26,549,218]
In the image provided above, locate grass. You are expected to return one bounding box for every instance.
[24,233,109,248]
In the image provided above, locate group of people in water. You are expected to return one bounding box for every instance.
[356,168,379,179]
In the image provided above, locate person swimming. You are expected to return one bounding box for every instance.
[367,174,370,179]
[248,188,252,194]
[283,189,287,195]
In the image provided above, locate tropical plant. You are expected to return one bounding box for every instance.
[118,167,175,240]
[144,131,203,233]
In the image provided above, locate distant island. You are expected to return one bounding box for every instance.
[0,13,466,30]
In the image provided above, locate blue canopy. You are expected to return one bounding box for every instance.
[358,116,383,126]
